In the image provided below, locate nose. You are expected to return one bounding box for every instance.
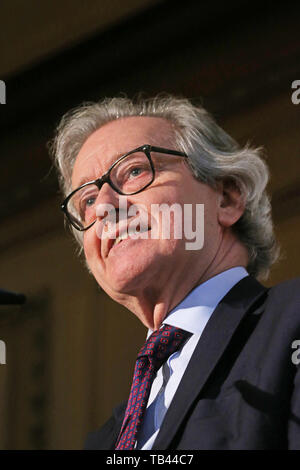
[94,183,132,241]
[94,181,131,226]
[94,182,119,220]
[97,181,120,206]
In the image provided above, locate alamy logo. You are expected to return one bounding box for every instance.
[0,80,6,104]
[291,340,300,365]
[95,198,205,251]
[291,80,300,105]
[0,340,6,364]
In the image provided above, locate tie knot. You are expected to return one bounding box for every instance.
[137,324,191,371]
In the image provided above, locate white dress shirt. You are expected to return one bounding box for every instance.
[136,267,248,450]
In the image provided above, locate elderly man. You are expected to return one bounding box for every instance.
[51,95,300,450]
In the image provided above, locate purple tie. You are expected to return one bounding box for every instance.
[115,324,191,450]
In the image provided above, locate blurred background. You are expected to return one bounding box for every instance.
[0,0,299,449]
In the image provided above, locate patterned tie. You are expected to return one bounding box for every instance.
[115,324,191,450]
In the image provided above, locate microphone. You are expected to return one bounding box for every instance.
[0,288,26,305]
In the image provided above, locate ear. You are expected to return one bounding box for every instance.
[216,178,245,228]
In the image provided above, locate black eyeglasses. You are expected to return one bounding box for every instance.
[61,144,188,231]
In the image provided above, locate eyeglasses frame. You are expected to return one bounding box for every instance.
[61,144,188,231]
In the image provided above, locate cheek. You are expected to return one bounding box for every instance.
[83,230,100,267]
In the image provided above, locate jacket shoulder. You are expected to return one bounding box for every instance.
[261,277,300,333]
[267,277,300,300]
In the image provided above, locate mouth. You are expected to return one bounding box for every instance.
[106,225,151,256]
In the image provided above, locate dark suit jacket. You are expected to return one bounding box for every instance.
[85,275,300,449]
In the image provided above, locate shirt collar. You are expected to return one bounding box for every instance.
[147,267,249,337]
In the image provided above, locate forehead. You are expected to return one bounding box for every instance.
[71,116,175,188]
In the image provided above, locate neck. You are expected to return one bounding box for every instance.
[112,230,249,331]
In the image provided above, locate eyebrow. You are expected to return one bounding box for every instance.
[76,175,96,188]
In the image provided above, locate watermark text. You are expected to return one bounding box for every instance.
[291,80,300,105]
[0,80,6,104]
[0,340,6,364]
[291,340,300,365]
[95,198,205,250]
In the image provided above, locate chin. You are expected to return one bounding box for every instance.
[93,259,153,296]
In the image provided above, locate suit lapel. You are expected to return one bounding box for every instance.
[152,275,268,450]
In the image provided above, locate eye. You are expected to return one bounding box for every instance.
[76,186,99,221]
[111,151,153,193]
[85,197,96,207]
[81,194,97,209]
[129,166,143,178]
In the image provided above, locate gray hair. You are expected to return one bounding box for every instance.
[50,94,280,279]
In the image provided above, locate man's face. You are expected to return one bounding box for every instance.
[71,117,222,326]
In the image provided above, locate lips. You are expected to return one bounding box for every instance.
[103,221,151,258]
[114,226,150,246]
